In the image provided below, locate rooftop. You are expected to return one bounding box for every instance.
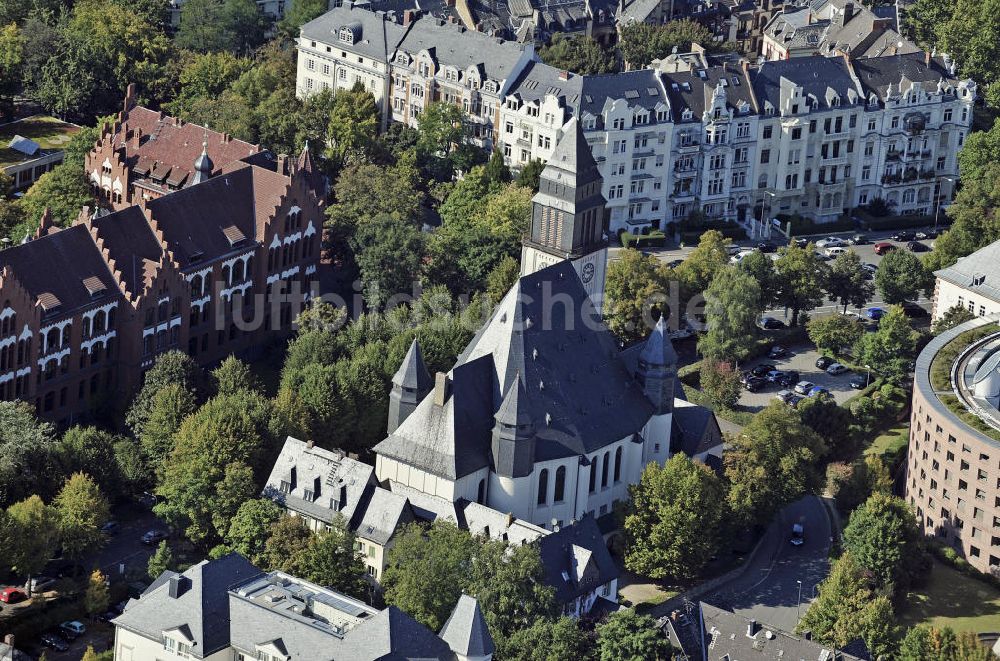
[0,116,80,168]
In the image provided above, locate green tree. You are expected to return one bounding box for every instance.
[806,314,864,355]
[326,83,380,167]
[263,515,315,572]
[931,0,1000,107]
[225,498,284,566]
[698,265,760,361]
[176,0,266,53]
[932,304,976,335]
[854,305,919,383]
[516,159,544,191]
[539,33,616,74]
[486,255,520,304]
[797,395,859,459]
[738,250,776,309]
[604,248,672,343]
[84,569,110,616]
[503,617,591,661]
[675,229,729,295]
[799,552,878,649]
[127,350,206,438]
[595,609,671,661]
[0,401,57,506]
[625,455,728,580]
[327,153,424,235]
[876,248,932,304]
[618,19,714,68]
[147,539,174,580]
[725,402,826,527]
[277,0,329,37]
[295,519,369,599]
[53,472,110,560]
[140,383,197,474]
[163,50,251,117]
[18,163,94,229]
[843,492,928,592]
[417,101,465,159]
[699,359,742,410]
[212,355,261,397]
[383,521,478,631]
[898,625,933,660]
[55,426,125,500]
[6,495,57,590]
[352,212,425,308]
[825,249,874,313]
[773,243,827,326]
[0,22,24,120]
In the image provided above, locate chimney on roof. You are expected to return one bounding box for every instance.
[506,512,514,526]
[123,83,138,114]
[277,154,290,176]
[167,575,187,599]
[306,439,314,449]
[223,133,231,143]
[802,630,812,640]
[559,70,569,80]
[925,50,931,66]
[433,372,450,407]
[844,2,855,21]
[403,9,417,24]
[4,634,14,648]
[747,619,758,637]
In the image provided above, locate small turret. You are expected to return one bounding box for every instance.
[439,594,495,661]
[491,375,535,478]
[387,338,432,433]
[636,315,677,415]
[191,141,214,185]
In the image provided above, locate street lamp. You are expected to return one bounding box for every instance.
[933,176,956,231]
[758,190,776,239]
[865,364,871,388]
[796,579,803,622]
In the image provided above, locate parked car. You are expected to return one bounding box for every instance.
[141,529,168,545]
[666,258,684,269]
[850,375,870,389]
[668,325,694,340]
[907,240,929,252]
[765,370,788,383]
[794,381,816,395]
[40,633,69,652]
[775,390,796,404]
[0,587,26,603]
[861,262,877,273]
[779,370,800,387]
[866,307,886,321]
[808,386,831,398]
[793,238,808,248]
[915,230,938,240]
[759,317,786,330]
[815,356,835,370]
[730,250,755,264]
[96,610,118,624]
[873,242,896,255]
[825,246,848,258]
[26,576,56,593]
[815,237,845,248]
[743,376,767,392]
[848,234,868,245]
[725,244,743,255]
[59,621,86,639]
[757,242,777,253]
[790,523,805,546]
[901,302,929,318]
[891,230,915,241]
[826,363,849,375]
[101,521,120,535]
[750,364,776,377]
[768,345,788,359]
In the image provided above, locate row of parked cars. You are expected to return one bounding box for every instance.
[39,621,89,653]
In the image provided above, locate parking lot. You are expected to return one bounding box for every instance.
[738,341,867,410]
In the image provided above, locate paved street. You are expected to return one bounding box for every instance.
[700,495,833,632]
[84,504,165,581]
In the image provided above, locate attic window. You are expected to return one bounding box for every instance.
[624,90,639,99]
[974,274,986,286]
[37,292,61,313]
[222,225,246,246]
[82,276,107,298]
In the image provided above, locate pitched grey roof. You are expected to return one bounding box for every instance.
[538,116,602,190]
[580,69,666,118]
[495,373,533,426]
[934,241,1000,305]
[671,401,723,457]
[113,553,263,658]
[749,56,861,112]
[262,437,376,527]
[537,515,619,604]
[639,315,678,367]
[507,60,583,112]
[698,602,865,660]
[388,481,463,523]
[661,64,756,122]
[438,595,495,657]
[393,338,432,391]
[300,4,408,61]
[853,52,959,101]
[459,501,547,544]
[354,486,413,546]
[340,606,455,660]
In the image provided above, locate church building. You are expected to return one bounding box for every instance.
[373,121,722,531]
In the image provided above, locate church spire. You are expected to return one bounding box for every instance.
[191,138,214,185]
[491,374,536,478]
[387,338,433,433]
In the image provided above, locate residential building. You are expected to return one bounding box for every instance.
[907,314,1000,574]
[507,0,619,46]
[0,116,80,195]
[537,515,620,618]
[85,85,266,212]
[932,241,1000,321]
[374,125,722,531]
[112,553,494,660]
[760,0,918,61]
[0,119,323,425]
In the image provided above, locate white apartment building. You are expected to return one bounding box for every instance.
[932,241,1000,321]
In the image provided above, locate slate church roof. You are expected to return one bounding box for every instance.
[537,515,619,603]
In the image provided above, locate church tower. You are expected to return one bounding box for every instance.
[491,375,536,479]
[520,117,609,313]
[387,338,433,434]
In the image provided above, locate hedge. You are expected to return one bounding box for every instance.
[621,230,667,249]
[680,226,746,244]
[930,540,1000,591]
[782,214,858,236]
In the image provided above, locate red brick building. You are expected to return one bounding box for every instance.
[0,95,324,426]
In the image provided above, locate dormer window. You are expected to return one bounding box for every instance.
[338,26,357,44]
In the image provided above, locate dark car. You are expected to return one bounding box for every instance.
[666,259,684,269]
[850,375,870,389]
[101,521,120,535]
[751,364,776,377]
[907,240,929,252]
[743,376,767,392]
[901,302,929,318]
[768,345,788,359]
[760,317,786,330]
[780,370,801,387]
[141,529,168,545]
[866,307,886,321]
[848,234,868,245]
[891,231,915,241]
[874,242,896,255]
[40,633,69,652]
[915,230,938,240]
[815,356,835,370]
[757,242,777,253]
[765,370,788,383]
[793,238,808,248]
[97,610,118,624]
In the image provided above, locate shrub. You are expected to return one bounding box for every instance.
[621,231,667,249]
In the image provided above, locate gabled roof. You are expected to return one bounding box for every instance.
[507,60,583,111]
[749,56,861,112]
[89,205,166,296]
[853,52,959,100]
[934,241,1000,305]
[661,64,755,122]
[537,515,619,603]
[580,69,665,118]
[300,4,408,62]
[113,553,262,657]
[639,315,678,367]
[540,117,601,190]
[354,486,414,546]
[339,606,455,660]
[393,338,433,391]
[438,595,495,657]
[671,400,724,457]
[0,224,119,315]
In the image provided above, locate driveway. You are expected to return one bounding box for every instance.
[85,504,166,581]
[700,495,833,632]
[738,343,864,409]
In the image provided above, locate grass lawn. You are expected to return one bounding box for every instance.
[0,115,79,166]
[865,424,909,458]
[899,559,1000,633]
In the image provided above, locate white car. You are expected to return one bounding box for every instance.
[826,363,849,375]
[730,250,755,264]
[824,246,848,257]
[815,237,845,248]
